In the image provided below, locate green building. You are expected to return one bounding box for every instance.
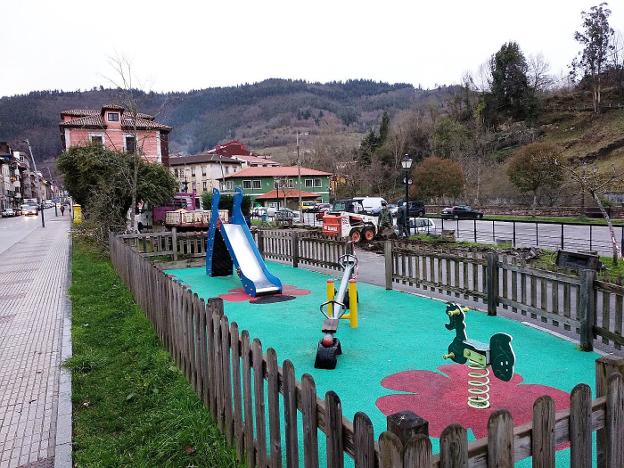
[220,166,332,209]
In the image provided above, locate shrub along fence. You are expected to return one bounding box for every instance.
[110,231,624,467]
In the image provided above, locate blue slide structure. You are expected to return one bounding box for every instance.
[206,187,282,297]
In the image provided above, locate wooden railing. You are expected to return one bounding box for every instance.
[110,232,624,467]
[386,241,624,352]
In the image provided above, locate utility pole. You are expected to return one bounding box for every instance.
[24,139,45,228]
[297,131,302,212]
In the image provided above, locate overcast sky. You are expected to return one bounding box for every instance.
[1,0,621,97]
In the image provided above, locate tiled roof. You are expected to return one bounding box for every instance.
[255,189,320,200]
[60,107,155,120]
[60,109,98,117]
[59,115,105,128]
[234,154,281,166]
[102,103,125,110]
[169,152,242,166]
[121,116,171,131]
[223,166,332,179]
[60,114,170,131]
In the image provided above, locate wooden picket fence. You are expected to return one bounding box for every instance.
[122,229,350,271]
[110,232,624,467]
[386,241,624,353]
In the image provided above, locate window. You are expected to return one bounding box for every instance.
[222,181,234,191]
[202,181,207,190]
[252,180,261,189]
[202,166,207,176]
[90,135,103,145]
[125,136,136,153]
[192,181,196,190]
[174,169,179,177]
[314,178,322,187]
[305,179,313,188]
[287,179,294,188]
[107,112,120,122]
[191,167,196,177]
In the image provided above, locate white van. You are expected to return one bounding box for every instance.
[359,197,387,215]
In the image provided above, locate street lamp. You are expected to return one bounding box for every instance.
[401,154,413,237]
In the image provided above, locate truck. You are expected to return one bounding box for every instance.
[164,209,229,230]
[152,192,200,226]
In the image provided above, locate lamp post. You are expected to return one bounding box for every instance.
[401,154,413,237]
[296,131,309,213]
[23,139,45,228]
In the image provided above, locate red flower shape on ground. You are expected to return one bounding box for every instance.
[376,364,570,438]
[219,285,310,302]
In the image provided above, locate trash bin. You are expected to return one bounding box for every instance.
[72,204,82,224]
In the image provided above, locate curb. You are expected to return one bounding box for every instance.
[54,230,73,467]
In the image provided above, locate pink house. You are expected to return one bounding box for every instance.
[59,104,172,165]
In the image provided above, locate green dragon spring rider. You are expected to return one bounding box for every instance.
[442,302,515,409]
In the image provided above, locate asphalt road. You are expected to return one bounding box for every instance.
[439,218,622,256]
[0,208,58,256]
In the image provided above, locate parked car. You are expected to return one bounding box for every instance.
[331,199,364,214]
[358,197,388,215]
[299,201,317,212]
[396,200,426,217]
[441,205,483,219]
[1,208,15,217]
[274,208,301,225]
[252,206,277,217]
[21,204,38,216]
[314,202,331,212]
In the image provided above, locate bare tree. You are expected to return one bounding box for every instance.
[528,53,554,92]
[106,55,156,232]
[562,161,623,264]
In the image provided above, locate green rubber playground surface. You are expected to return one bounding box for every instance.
[166,262,600,466]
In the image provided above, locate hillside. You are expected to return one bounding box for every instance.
[0,79,456,171]
[480,87,624,204]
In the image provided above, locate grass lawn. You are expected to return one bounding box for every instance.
[66,239,239,467]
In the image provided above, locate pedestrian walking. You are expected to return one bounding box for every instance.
[60,204,65,216]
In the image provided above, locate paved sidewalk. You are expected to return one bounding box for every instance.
[0,215,72,468]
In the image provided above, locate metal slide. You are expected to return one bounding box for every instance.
[206,187,282,297]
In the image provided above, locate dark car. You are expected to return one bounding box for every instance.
[441,205,483,219]
[396,200,425,217]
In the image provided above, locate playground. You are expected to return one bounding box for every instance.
[167,259,600,465]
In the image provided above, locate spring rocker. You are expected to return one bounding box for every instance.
[442,302,515,409]
[314,254,359,370]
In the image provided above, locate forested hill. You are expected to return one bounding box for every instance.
[0,79,454,164]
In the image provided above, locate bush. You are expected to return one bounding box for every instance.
[201,191,252,216]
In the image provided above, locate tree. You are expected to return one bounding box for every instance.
[412,156,465,201]
[562,161,624,264]
[57,145,176,242]
[571,3,614,114]
[490,42,535,121]
[507,142,564,214]
[527,53,554,93]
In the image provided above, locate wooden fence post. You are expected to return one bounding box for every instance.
[486,251,499,316]
[292,231,299,268]
[487,410,513,468]
[172,227,178,261]
[596,356,624,467]
[257,230,265,257]
[387,411,429,446]
[384,241,393,291]
[606,373,624,468]
[579,269,596,351]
